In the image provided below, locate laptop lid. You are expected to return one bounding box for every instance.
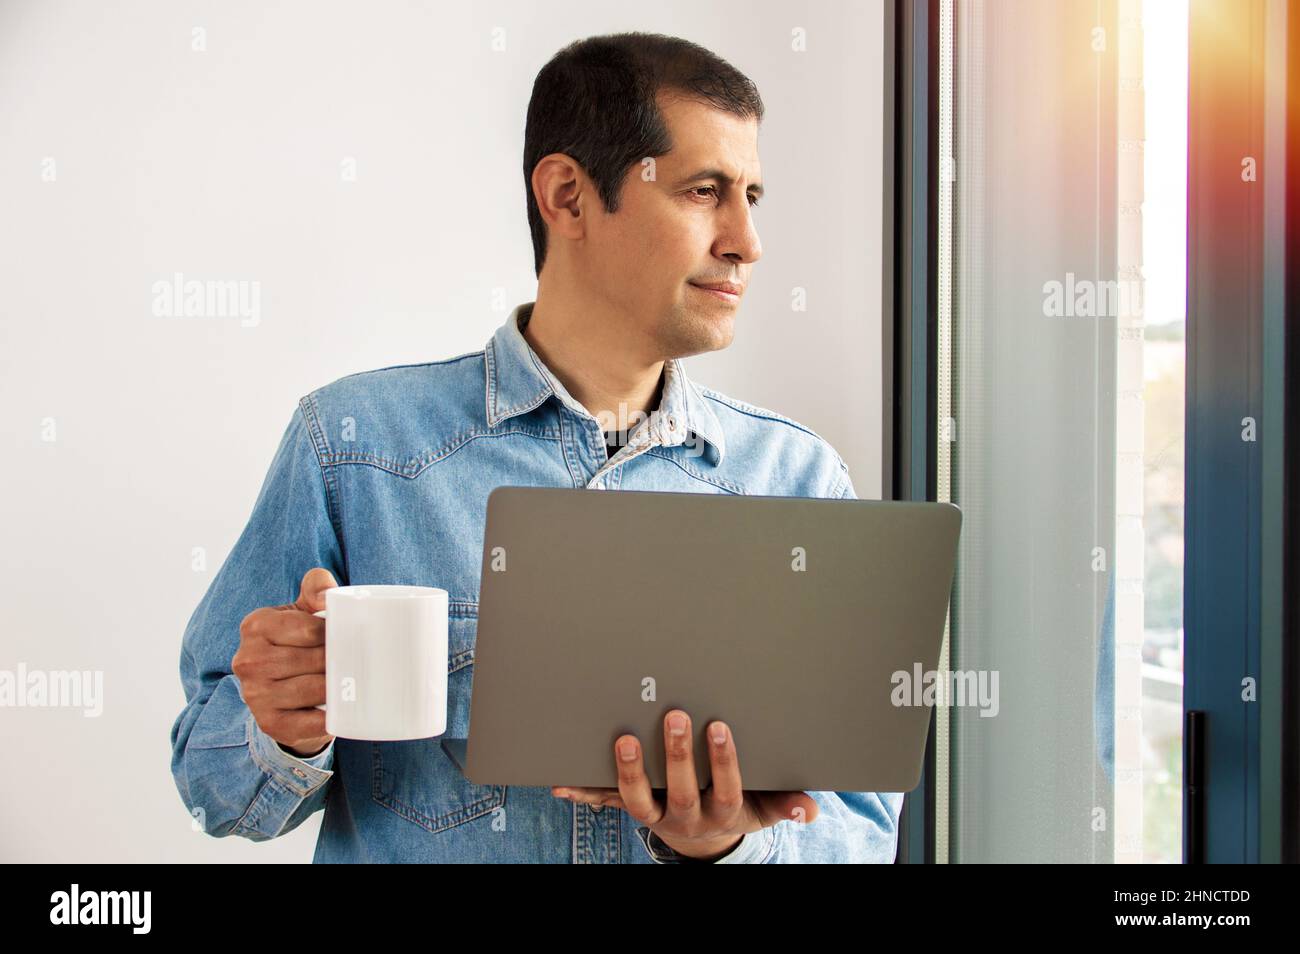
[461,486,961,793]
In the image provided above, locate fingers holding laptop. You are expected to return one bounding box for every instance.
[551,708,820,860]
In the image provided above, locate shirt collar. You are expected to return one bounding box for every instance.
[484,301,726,465]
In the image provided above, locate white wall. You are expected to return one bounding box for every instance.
[0,0,884,862]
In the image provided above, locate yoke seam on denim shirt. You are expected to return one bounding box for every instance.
[700,389,839,447]
[698,389,851,492]
[333,350,483,381]
[320,428,562,478]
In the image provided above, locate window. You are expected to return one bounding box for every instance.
[937,0,1187,863]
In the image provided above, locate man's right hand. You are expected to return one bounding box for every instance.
[233,568,337,757]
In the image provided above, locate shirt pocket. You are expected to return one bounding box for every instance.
[369,608,507,833]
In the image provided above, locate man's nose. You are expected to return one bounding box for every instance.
[717,199,762,266]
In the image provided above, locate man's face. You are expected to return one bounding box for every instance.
[583,92,763,360]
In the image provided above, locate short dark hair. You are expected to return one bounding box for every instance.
[523,32,764,277]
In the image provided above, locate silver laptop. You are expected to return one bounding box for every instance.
[447,486,960,793]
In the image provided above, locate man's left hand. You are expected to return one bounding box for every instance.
[551,709,818,861]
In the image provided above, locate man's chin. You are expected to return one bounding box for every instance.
[665,312,735,358]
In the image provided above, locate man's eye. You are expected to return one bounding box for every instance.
[693,186,760,208]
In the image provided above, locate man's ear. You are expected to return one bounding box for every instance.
[531,153,588,243]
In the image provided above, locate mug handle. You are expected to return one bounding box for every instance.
[312,609,327,710]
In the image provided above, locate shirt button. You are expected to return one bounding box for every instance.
[590,803,603,812]
[292,768,307,778]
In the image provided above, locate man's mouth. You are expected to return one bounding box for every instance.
[689,281,742,304]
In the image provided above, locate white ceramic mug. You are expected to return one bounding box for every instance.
[312,585,448,740]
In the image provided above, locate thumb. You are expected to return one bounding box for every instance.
[753,791,819,827]
[293,567,339,614]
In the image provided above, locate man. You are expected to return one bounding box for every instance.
[170,31,902,863]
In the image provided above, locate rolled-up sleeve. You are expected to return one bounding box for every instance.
[169,396,346,841]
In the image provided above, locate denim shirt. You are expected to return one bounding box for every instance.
[170,302,904,863]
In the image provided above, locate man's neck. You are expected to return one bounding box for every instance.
[521,295,666,433]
